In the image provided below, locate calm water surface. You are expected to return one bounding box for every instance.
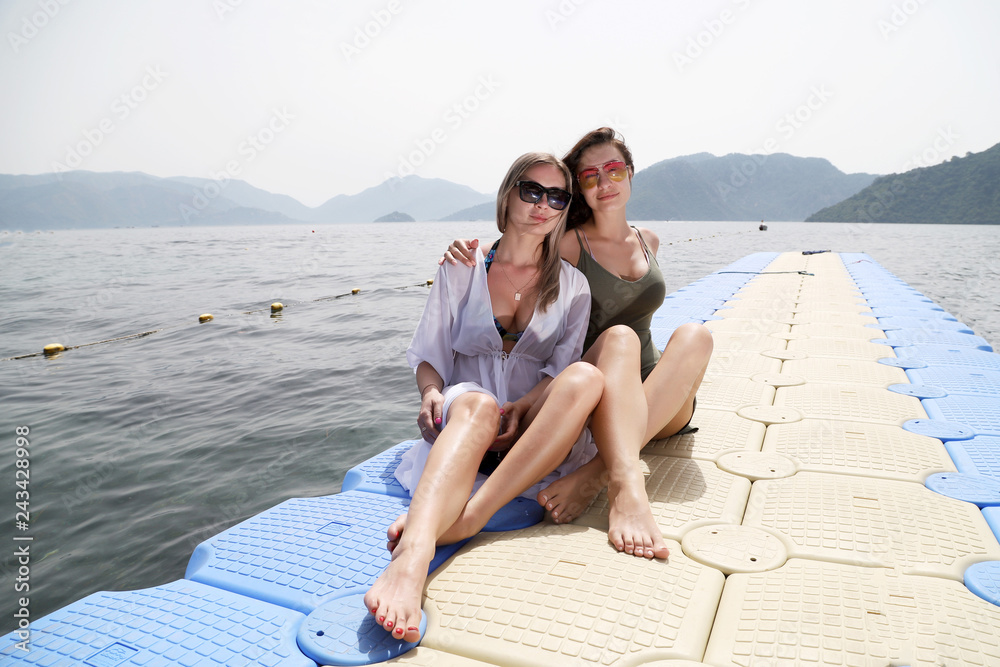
[1,221,998,632]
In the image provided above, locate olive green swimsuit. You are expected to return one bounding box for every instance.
[575,227,667,381]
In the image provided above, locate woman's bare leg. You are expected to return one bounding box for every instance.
[364,392,500,643]
[443,362,604,541]
[644,323,713,439]
[537,323,713,558]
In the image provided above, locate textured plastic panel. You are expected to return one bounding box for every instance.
[703,317,791,335]
[704,351,782,378]
[713,307,796,321]
[681,525,788,574]
[781,357,908,386]
[762,419,953,482]
[945,435,1000,480]
[707,331,790,352]
[342,440,417,499]
[786,337,894,361]
[774,384,926,425]
[902,419,976,441]
[894,345,1000,371]
[651,322,704,349]
[645,408,766,460]
[922,396,1000,435]
[879,356,929,370]
[575,455,751,540]
[925,472,1000,507]
[186,491,461,613]
[789,322,887,339]
[704,559,1000,666]
[965,561,1000,607]
[690,375,775,411]
[744,473,1000,578]
[986,507,1000,544]
[379,647,496,665]
[876,316,974,334]
[0,579,314,667]
[793,302,871,314]
[721,298,797,310]
[869,305,954,319]
[296,592,424,666]
[886,383,948,399]
[791,311,878,325]
[906,367,1000,397]
[885,329,993,351]
[421,524,725,665]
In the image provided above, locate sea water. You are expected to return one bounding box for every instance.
[1,221,998,631]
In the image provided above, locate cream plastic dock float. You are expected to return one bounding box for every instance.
[6,251,1000,666]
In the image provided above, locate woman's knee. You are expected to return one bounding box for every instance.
[558,361,605,402]
[667,323,714,358]
[449,392,502,430]
[586,324,641,361]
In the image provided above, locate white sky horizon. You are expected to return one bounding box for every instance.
[2,1,997,207]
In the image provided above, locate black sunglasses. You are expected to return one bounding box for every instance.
[515,180,572,211]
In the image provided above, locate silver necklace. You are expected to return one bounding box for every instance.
[496,252,537,302]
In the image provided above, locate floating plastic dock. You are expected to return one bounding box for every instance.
[4,251,1000,666]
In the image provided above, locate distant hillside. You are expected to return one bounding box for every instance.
[628,153,877,221]
[374,210,415,222]
[0,172,301,230]
[313,176,490,223]
[0,171,491,230]
[806,142,1000,223]
[439,200,494,222]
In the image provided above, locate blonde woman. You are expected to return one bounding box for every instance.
[365,153,603,643]
[442,129,713,561]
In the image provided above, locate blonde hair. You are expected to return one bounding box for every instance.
[494,153,572,312]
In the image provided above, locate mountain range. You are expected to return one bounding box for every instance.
[5,144,992,229]
[806,142,1000,224]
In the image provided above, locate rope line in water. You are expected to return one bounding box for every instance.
[1,280,436,362]
[4,229,760,361]
[717,270,815,276]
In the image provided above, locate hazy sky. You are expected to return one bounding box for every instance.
[2,0,997,207]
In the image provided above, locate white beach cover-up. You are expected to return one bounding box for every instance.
[394,248,597,499]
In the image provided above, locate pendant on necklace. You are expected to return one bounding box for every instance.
[515,292,521,301]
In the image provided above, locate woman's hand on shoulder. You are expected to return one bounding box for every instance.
[637,227,660,256]
[439,238,479,267]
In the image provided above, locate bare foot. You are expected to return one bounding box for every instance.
[363,541,433,643]
[386,514,407,554]
[537,460,606,524]
[607,470,669,560]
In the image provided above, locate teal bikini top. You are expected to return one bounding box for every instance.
[485,240,524,343]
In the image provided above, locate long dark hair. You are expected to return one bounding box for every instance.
[495,152,572,312]
[561,127,635,229]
